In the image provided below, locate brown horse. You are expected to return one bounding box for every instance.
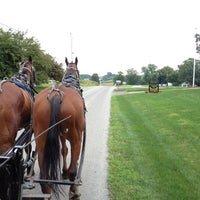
[0,56,35,154]
[0,56,35,199]
[33,57,86,199]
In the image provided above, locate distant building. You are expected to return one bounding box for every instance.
[181,82,189,87]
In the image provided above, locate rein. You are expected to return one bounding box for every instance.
[0,116,71,168]
[23,115,72,149]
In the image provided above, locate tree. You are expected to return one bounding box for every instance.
[90,73,100,83]
[113,71,125,85]
[102,72,115,81]
[158,66,176,85]
[141,64,158,83]
[47,57,64,82]
[0,28,62,84]
[125,68,140,85]
[178,58,194,85]
[168,70,179,86]
[194,60,200,86]
[178,58,200,86]
[80,74,91,80]
[0,29,21,78]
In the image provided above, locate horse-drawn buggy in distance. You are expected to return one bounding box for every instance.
[0,56,86,200]
[148,82,159,93]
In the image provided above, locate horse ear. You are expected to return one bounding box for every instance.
[65,57,69,66]
[28,56,32,63]
[75,57,78,65]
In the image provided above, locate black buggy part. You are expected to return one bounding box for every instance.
[0,146,24,200]
[0,126,36,200]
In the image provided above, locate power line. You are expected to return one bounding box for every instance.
[0,22,19,32]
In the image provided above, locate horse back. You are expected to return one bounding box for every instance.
[0,82,31,123]
[59,86,85,129]
[0,82,32,153]
[33,85,85,138]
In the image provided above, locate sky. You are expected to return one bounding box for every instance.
[0,0,200,76]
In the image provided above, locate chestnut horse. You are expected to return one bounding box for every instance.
[0,56,35,199]
[33,57,86,199]
[0,56,35,154]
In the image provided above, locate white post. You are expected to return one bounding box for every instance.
[192,57,196,87]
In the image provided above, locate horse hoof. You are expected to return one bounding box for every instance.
[62,170,68,179]
[69,191,81,200]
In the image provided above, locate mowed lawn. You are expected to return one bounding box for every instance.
[108,88,200,200]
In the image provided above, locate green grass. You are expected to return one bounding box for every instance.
[36,83,51,92]
[108,88,200,199]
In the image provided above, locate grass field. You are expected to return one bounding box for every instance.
[108,88,200,199]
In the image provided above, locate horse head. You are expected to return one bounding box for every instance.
[65,57,80,79]
[19,56,35,86]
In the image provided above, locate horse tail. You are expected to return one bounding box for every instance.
[42,95,61,196]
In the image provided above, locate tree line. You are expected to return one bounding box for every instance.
[1,28,200,86]
[89,59,200,86]
[112,59,200,86]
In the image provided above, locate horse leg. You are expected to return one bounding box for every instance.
[68,129,82,181]
[60,135,68,179]
[37,149,52,195]
[24,127,35,177]
[68,129,82,200]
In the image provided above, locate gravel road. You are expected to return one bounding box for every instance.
[80,86,114,200]
[23,86,114,200]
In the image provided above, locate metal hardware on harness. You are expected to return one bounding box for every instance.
[0,80,8,92]
[47,85,64,103]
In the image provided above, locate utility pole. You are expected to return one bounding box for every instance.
[193,58,196,87]
[193,33,200,87]
[70,32,74,62]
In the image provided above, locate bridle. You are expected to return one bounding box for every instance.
[20,61,32,73]
[65,66,80,79]
[19,61,34,85]
[23,65,32,74]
